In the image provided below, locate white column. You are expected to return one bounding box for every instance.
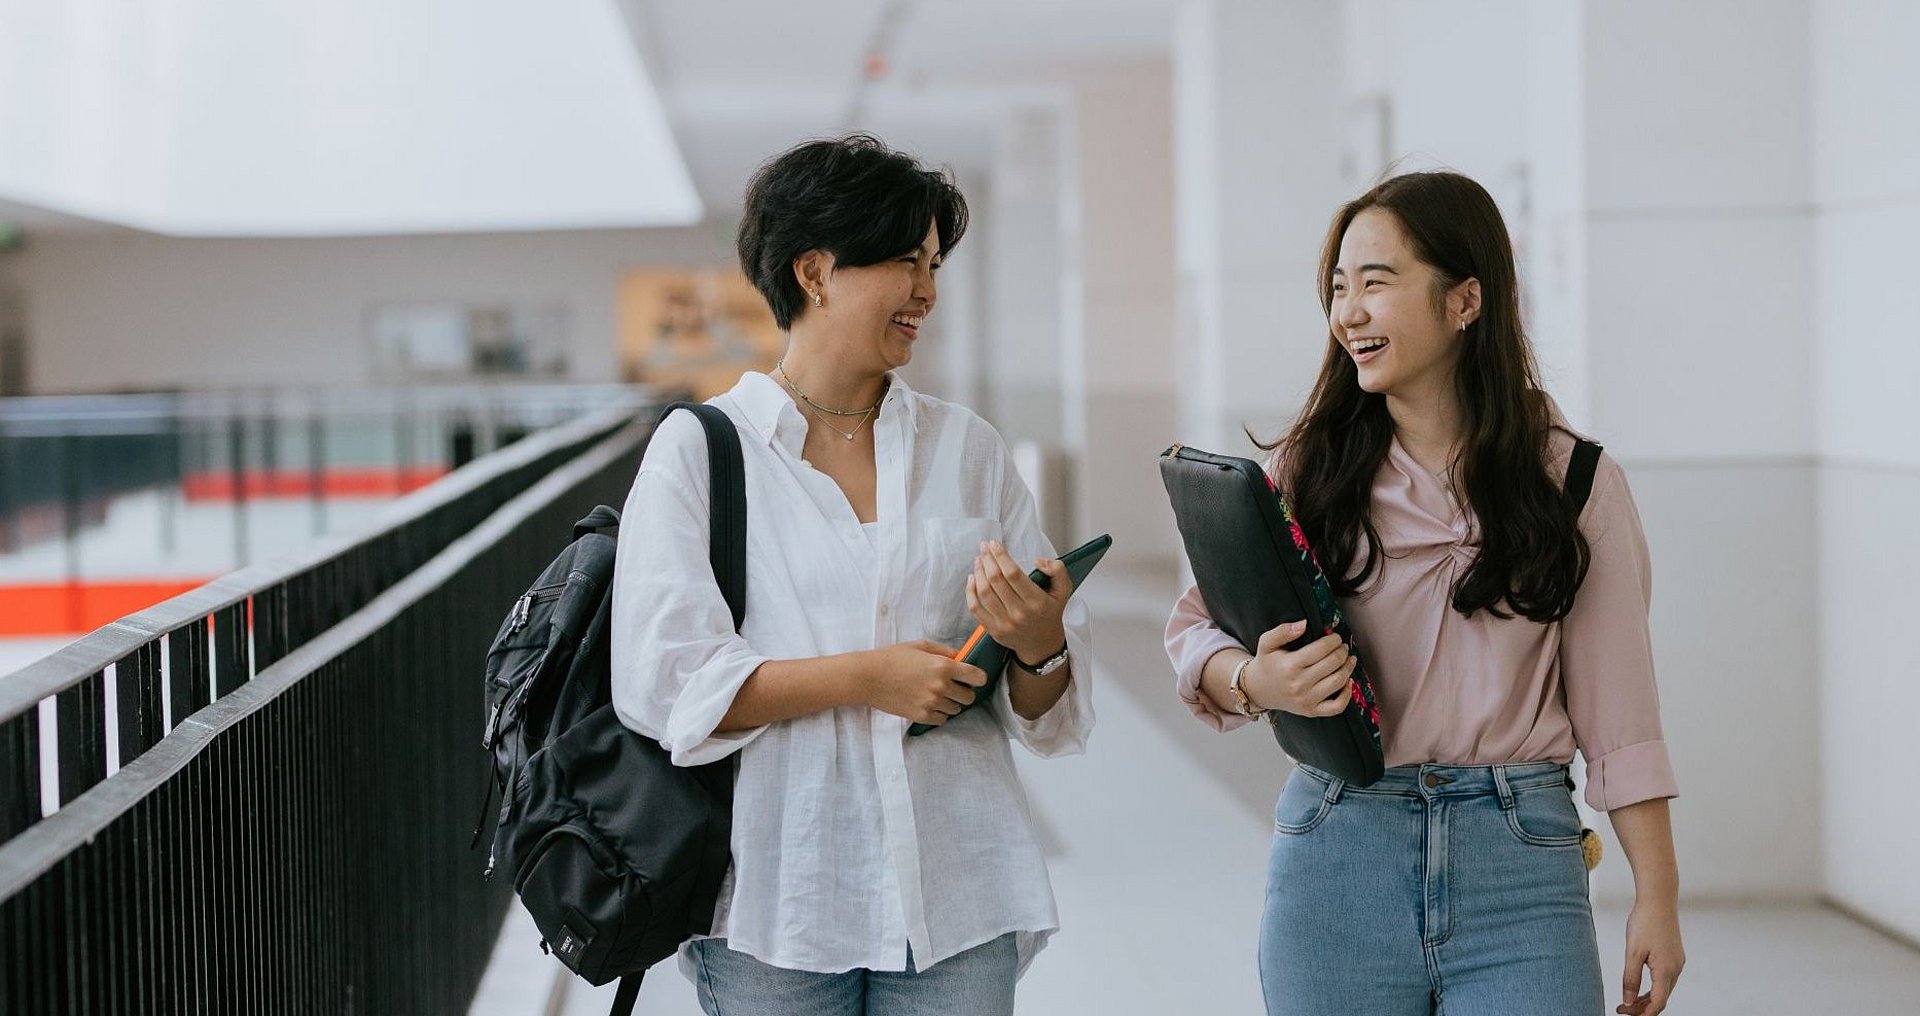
[977,104,1074,538]
[978,105,1068,436]
[1173,0,1347,458]
[1527,0,1818,904]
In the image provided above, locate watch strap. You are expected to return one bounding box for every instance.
[1016,641,1070,674]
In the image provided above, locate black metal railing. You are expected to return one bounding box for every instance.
[0,403,656,1013]
[0,384,643,564]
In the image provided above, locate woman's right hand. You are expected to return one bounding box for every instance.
[858,640,990,727]
[1246,620,1357,717]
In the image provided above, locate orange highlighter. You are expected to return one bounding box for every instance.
[951,625,991,663]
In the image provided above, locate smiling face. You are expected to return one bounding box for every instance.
[801,220,940,373]
[1328,207,1478,400]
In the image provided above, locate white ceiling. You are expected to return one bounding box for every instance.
[0,0,1177,235]
[620,0,1176,211]
[0,0,702,236]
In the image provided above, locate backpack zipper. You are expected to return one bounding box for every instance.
[508,593,534,634]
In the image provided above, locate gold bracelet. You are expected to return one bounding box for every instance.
[1227,656,1263,718]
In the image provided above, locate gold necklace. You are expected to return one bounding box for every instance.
[775,361,886,442]
[775,360,885,416]
[802,401,871,441]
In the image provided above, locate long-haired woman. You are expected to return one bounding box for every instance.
[1166,171,1684,1016]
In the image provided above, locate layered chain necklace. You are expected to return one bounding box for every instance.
[774,360,887,441]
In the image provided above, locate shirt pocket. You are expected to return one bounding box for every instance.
[916,517,1005,645]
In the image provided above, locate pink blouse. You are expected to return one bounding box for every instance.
[1165,425,1678,812]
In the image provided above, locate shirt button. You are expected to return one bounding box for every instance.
[879,605,891,618]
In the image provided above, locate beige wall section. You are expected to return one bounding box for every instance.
[6,226,734,394]
[1063,63,1181,570]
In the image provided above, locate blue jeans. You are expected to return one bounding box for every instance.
[687,934,1017,1016]
[1260,762,1605,1016]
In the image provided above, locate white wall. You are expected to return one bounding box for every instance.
[1,226,734,393]
[1811,0,1920,943]
[1341,0,1531,184]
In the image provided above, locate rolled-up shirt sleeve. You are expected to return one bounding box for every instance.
[1166,583,1256,732]
[1561,455,1680,812]
[988,442,1094,758]
[610,412,772,767]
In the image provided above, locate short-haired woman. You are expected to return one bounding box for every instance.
[612,135,1093,1016]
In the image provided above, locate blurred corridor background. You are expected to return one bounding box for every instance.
[2,1,1917,1012]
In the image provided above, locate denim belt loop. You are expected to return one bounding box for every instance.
[1492,766,1517,809]
[1323,773,1347,806]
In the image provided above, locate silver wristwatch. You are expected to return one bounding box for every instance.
[1016,642,1071,677]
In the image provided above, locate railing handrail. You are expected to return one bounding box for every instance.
[0,416,651,902]
[0,383,649,436]
[0,403,641,723]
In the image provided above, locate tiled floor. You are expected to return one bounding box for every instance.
[470,581,1920,1016]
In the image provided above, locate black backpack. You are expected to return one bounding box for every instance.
[476,401,745,1016]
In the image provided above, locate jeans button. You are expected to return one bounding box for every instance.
[1422,773,1442,788]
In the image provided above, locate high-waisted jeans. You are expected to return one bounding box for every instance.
[1259,761,1605,1016]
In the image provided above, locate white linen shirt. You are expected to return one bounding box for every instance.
[610,370,1094,977]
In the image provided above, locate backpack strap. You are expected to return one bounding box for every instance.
[609,971,643,1016]
[1566,437,1602,516]
[659,401,748,632]
[572,504,622,541]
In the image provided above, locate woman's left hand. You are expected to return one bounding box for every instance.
[1617,901,1685,1015]
[965,540,1070,666]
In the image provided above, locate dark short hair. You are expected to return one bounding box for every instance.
[737,135,969,329]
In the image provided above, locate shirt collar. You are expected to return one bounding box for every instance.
[728,369,919,449]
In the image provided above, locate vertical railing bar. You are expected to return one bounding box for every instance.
[55,672,105,807]
[0,712,40,840]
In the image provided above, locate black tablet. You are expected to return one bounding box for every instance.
[907,533,1111,736]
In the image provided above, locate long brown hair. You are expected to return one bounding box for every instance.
[1272,171,1589,622]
